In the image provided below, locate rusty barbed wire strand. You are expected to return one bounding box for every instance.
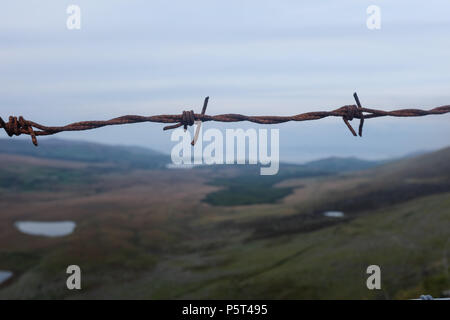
[1,93,449,147]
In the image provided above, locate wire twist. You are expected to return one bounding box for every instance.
[1,93,449,146]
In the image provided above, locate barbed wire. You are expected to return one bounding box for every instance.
[1,93,449,146]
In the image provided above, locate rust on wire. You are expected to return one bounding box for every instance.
[1,92,450,147]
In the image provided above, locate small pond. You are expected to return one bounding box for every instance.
[323,211,345,218]
[0,271,13,285]
[15,221,76,237]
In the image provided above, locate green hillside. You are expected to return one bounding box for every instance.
[0,138,169,170]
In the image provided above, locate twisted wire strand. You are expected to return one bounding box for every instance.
[1,93,449,146]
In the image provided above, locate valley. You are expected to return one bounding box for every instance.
[0,139,448,299]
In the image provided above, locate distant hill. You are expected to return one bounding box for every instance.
[201,156,384,206]
[203,146,450,207]
[301,156,383,172]
[0,138,387,199]
[0,138,170,170]
[0,138,386,172]
[249,146,450,238]
[370,146,450,180]
[316,146,450,212]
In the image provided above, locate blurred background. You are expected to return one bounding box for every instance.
[0,0,449,299]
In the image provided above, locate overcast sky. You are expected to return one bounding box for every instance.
[1,1,449,162]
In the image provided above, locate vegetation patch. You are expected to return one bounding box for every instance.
[202,166,331,206]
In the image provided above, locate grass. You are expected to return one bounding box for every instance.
[170,192,450,299]
[0,167,94,192]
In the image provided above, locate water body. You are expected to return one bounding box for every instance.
[0,271,13,284]
[15,221,76,237]
[323,211,345,218]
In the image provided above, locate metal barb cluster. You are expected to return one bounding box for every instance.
[1,93,449,147]
[0,115,38,146]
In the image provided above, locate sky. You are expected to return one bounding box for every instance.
[1,0,449,163]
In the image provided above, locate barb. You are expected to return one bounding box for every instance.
[190,96,209,146]
[1,93,449,146]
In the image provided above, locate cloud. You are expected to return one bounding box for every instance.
[0,1,449,157]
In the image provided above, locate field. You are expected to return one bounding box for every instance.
[0,139,449,299]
